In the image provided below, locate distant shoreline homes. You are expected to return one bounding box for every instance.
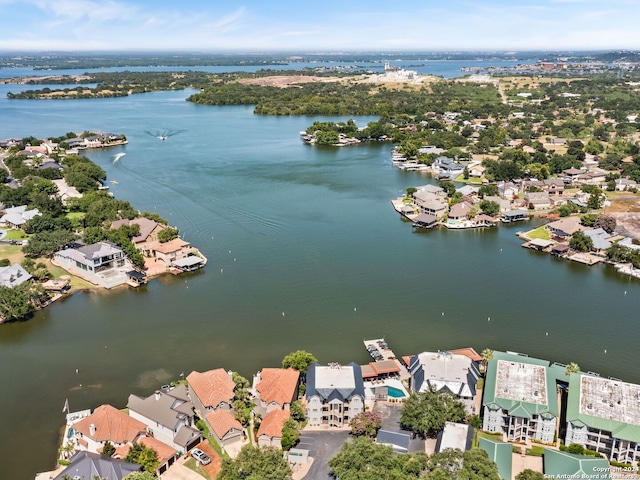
[0,133,206,323]
[40,344,640,479]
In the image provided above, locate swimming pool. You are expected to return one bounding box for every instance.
[372,385,407,398]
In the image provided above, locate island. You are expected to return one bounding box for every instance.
[0,133,206,323]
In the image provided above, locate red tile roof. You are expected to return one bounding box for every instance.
[257,409,290,440]
[205,410,243,440]
[74,404,146,444]
[255,368,299,407]
[449,347,482,362]
[138,436,178,463]
[150,238,191,254]
[187,369,235,410]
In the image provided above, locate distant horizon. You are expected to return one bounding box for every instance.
[0,49,635,57]
[2,1,640,52]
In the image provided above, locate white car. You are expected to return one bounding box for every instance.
[191,448,211,465]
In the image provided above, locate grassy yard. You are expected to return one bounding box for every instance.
[0,244,25,264]
[184,458,212,480]
[526,226,551,240]
[46,261,94,289]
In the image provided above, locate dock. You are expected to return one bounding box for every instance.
[363,338,411,381]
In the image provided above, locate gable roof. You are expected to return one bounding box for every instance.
[255,368,299,406]
[187,368,235,410]
[138,435,178,464]
[544,449,610,479]
[0,264,32,288]
[54,451,140,480]
[206,409,243,439]
[127,386,194,431]
[74,404,146,444]
[257,409,290,439]
[478,438,512,480]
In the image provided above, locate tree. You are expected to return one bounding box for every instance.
[479,200,500,217]
[594,215,616,234]
[328,436,428,480]
[158,227,179,243]
[124,443,159,473]
[101,440,116,457]
[400,390,466,438]
[124,473,157,480]
[516,469,545,480]
[282,350,317,376]
[280,418,299,451]
[569,231,593,252]
[350,411,383,438]
[429,448,500,480]
[478,184,499,198]
[217,445,291,480]
[565,362,580,376]
[289,401,306,423]
[481,349,494,373]
[566,443,585,455]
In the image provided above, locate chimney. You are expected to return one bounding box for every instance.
[89,423,96,437]
[155,390,161,401]
[228,370,234,383]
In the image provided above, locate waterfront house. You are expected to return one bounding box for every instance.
[54,242,126,277]
[126,384,202,452]
[564,374,640,463]
[72,404,147,454]
[546,217,585,240]
[187,368,236,415]
[448,202,474,223]
[583,228,613,253]
[148,238,203,271]
[0,264,32,288]
[409,350,480,413]
[257,409,290,448]
[111,217,167,253]
[413,191,448,218]
[0,205,40,228]
[205,409,244,450]
[51,451,141,480]
[251,368,300,414]
[305,362,365,428]
[482,351,558,443]
[469,165,485,178]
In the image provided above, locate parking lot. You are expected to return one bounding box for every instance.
[296,430,350,480]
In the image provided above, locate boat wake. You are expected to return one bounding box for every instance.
[145,129,186,141]
[112,153,126,163]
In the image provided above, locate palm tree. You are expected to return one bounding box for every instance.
[481,348,494,373]
[565,362,580,376]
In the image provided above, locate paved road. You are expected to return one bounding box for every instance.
[296,430,350,480]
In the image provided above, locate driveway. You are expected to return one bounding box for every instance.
[296,430,350,480]
[373,402,425,453]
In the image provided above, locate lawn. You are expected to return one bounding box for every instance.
[2,229,28,241]
[526,226,551,240]
[0,244,25,264]
[184,458,213,480]
[46,261,94,290]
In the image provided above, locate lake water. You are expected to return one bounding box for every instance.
[0,79,638,479]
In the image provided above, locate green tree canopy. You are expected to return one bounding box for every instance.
[282,350,317,375]
[124,443,159,473]
[400,390,466,438]
[217,445,292,480]
[350,411,383,438]
[516,469,545,480]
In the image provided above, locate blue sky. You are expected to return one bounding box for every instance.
[1,0,639,52]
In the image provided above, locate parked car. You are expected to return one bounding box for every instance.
[191,448,211,465]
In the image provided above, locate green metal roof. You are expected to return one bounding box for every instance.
[482,351,559,418]
[544,448,610,479]
[566,373,640,444]
[479,437,513,480]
